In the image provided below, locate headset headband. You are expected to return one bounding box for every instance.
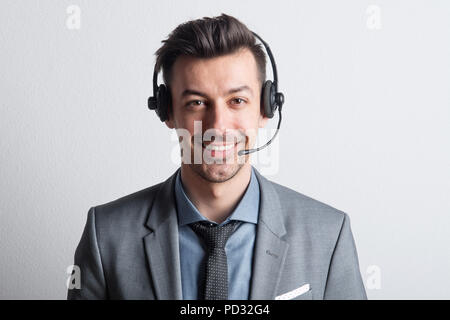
[152,31,280,97]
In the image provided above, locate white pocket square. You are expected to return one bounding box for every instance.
[275,283,310,300]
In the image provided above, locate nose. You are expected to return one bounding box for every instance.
[206,102,230,133]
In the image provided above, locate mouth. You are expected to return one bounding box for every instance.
[201,140,242,158]
[202,142,236,151]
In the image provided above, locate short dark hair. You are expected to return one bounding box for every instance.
[154,13,266,88]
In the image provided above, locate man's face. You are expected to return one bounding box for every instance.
[166,48,268,183]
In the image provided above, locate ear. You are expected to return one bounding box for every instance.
[258,113,269,128]
[164,100,175,129]
[164,86,175,129]
[165,117,175,129]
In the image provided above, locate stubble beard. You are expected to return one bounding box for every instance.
[187,137,249,183]
[189,161,245,183]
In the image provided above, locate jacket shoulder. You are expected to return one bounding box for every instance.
[90,181,164,231]
[97,182,163,211]
[270,180,347,231]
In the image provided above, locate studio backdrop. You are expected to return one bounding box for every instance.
[1,0,449,299]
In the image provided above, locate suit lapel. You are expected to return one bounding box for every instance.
[143,170,183,300]
[141,167,288,300]
[250,169,289,300]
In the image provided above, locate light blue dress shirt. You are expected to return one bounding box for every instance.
[174,167,260,300]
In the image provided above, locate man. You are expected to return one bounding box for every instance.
[67,14,367,300]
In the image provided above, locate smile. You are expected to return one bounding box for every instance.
[202,143,236,151]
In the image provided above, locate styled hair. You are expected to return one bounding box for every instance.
[154,13,266,88]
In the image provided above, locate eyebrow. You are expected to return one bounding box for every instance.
[181,85,253,98]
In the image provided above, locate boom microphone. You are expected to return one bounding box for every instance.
[238,107,282,156]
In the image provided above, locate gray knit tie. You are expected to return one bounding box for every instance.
[189,220,241,300]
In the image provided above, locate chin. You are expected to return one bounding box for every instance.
[190,162,244,183]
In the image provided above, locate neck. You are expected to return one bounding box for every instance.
[180,164,252,224]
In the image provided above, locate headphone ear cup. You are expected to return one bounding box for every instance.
[157,84,169,122]
[262,80,276,118]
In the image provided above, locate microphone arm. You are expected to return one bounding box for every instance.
[238,107,282,156]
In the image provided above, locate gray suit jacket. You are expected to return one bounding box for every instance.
[67,168,367,300]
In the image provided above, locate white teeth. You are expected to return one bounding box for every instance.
[204,144,234,151]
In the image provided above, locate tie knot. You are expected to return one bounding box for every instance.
[189,220,241,249]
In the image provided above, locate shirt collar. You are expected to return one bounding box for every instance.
[174,167,260,227]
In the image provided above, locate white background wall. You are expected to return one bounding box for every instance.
[1,0,449,299]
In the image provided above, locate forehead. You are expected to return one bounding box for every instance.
[170,48,260,95]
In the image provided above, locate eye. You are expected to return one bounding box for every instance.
[186,100,205,108]
[230,98,246,105]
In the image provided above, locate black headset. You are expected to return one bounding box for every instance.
[148,31,284,156]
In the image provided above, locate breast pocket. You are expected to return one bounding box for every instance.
[275,284,312,300]
[290,289,312,300]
